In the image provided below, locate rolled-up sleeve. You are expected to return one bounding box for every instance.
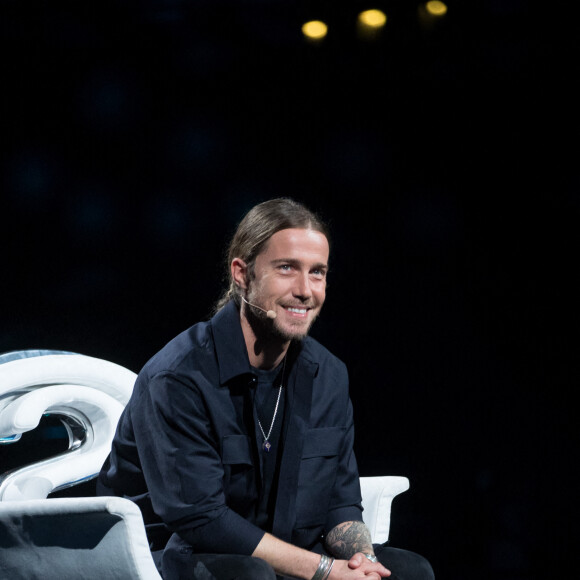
[131,372,265,555]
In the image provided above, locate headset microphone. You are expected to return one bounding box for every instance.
[241,296,277,319]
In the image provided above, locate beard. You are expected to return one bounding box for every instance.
[270,312,318,342]
[244,298,319,343]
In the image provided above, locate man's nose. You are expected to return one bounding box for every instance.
[293,272,312,299]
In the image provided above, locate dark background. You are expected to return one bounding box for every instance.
[1,1,577,578]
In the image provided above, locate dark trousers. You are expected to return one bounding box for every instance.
[161,533,435,580]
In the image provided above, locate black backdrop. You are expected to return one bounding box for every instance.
[1,1,577,578]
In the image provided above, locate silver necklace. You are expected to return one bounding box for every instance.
[256,357,285,453]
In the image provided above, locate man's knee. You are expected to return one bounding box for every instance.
[161,533,276,580]
[403,551,434,580]
[374,545,435,580]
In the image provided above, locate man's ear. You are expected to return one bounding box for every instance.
[231,258,248,290]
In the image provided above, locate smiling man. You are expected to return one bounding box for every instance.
[234,227,329,359]
[98,198,434,580]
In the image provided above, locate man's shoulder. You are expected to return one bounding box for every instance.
[141,318,214,378]
[135,301,248,389]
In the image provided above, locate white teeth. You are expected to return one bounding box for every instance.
[287,307,307,314]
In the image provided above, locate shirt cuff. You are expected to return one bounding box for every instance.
[325,505,364,534]
[175,508,266,556]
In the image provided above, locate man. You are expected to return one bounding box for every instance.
[98,198,434,579]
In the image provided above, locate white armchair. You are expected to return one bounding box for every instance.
[0,350,409,578]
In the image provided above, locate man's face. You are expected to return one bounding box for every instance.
[246,228,329,341]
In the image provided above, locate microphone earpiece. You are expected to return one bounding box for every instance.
[242,296,277,319]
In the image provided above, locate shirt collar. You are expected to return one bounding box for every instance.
[210,300,315,386]
[210,300,253,385]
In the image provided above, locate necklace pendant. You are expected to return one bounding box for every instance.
[262,441,272,452]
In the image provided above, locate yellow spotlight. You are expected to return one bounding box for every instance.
[302,20,328,40]
[425,1,448,16]
[358,9,387,29]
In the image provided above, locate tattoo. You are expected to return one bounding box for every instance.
[325,521,374,559]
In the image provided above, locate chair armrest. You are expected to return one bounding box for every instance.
[360,475,410,544]
[0,496,161,579]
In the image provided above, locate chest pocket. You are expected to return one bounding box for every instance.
[295,426,345,526]
[221,435,256,514]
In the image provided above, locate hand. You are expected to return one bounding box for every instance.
[349,553,391,578]
[327,553,391,579]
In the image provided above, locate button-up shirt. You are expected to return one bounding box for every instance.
[98,300,363,555]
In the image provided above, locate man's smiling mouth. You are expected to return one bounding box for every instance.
[286,307,308,315]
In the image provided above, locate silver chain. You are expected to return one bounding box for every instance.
[257,384,283,442]
[256,356,286,447]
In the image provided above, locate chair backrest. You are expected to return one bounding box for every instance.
[0,350,136,500]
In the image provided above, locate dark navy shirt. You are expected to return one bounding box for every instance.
[98,300,363,555]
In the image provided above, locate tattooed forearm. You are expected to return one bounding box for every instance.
[325,521,374,559]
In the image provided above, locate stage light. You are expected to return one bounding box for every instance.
[418,0,448,29]
[425,1,448,16]
[302,20,328,40]
[357,9,387,29]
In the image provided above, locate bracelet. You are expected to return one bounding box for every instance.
[363,553,378,563]
[312,554,335,580]
[323,556,335,580]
